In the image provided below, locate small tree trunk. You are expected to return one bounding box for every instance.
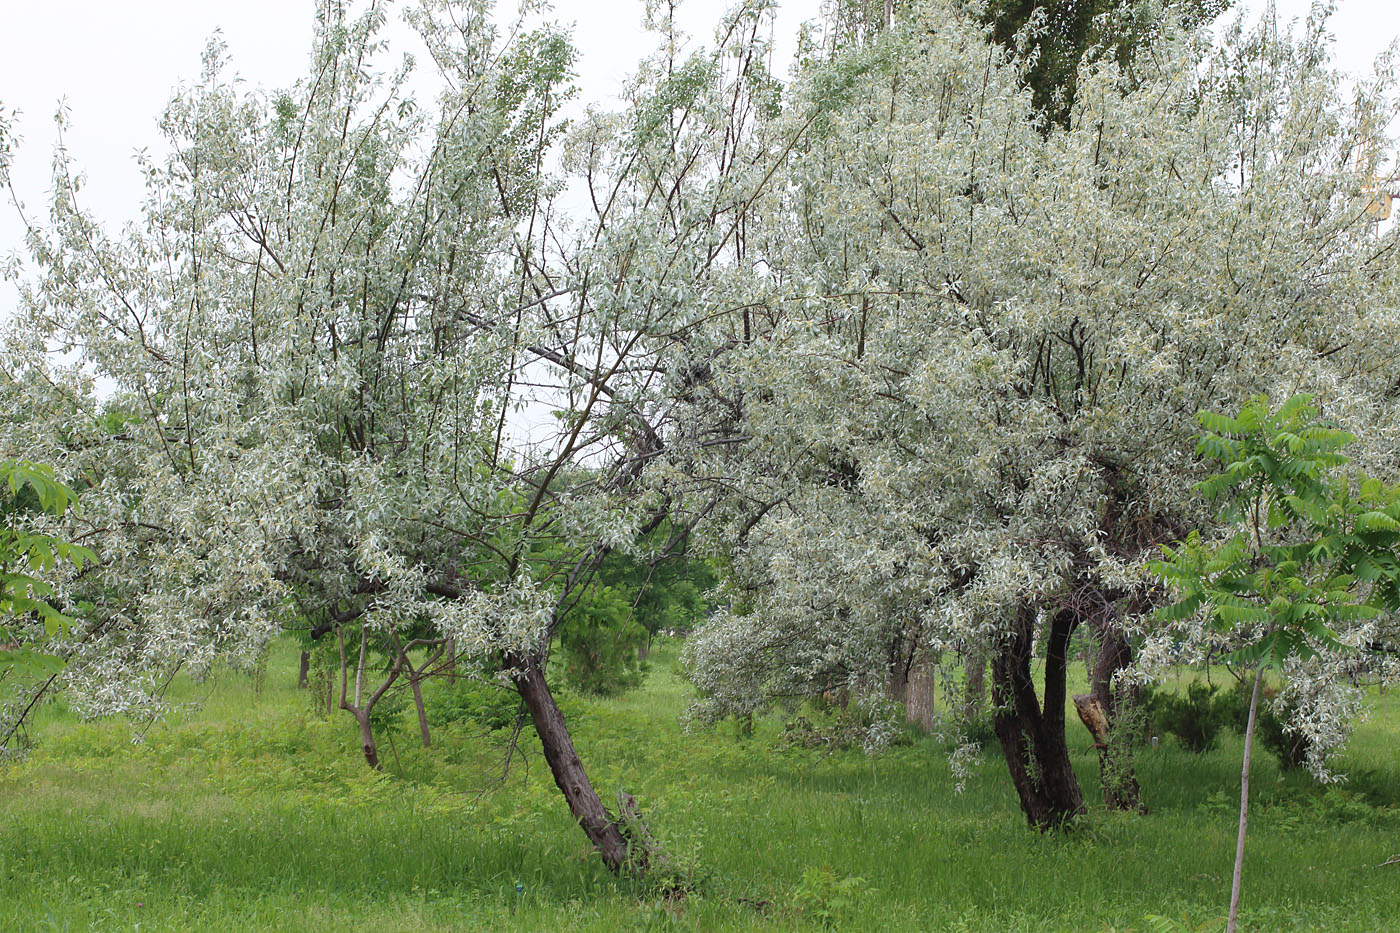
[410,673,431,748]
[337,623,400,772]
[298,650,311,688]
[638,639,650,663]
[391,637,444,750]
[444,637,456,686]
[991,605,1086,829]
[352,708,381,770]
[962,651,986,722]
[1228,665,1265,933]
[905,652,938,731]
[1077,622,1144,812]
[512,651,635,875]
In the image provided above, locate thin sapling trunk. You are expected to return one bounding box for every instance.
[1228,664,1265,933]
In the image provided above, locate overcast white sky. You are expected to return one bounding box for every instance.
[0,0,1396,320]
[0,0,817,282]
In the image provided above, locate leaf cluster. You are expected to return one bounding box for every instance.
[0,461,95,680]
[1151,395,1400,670]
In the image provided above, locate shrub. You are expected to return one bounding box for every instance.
[559,584,648,697]
[1222,679,1311,771]
[790,865,869,928]
[425,679,522,732]
[1142,682,1232,753]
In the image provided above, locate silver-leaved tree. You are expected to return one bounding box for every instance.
[1,0,815,876]
[0,0,692,874]
[676,0,1400,827]
[5,0,1399,861]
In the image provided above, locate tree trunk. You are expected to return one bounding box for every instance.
[886,631,917,704]
[410,672,431,748]
[512,651,635,875]
[905,652,938,732]
[1228,665,1265,933]
[393,640,443,750]
[298,650,310,688]
[337,623,398,772]
[1075,622,1144,812]
[351,708,380,770]
[444,636,456,686]
[962,650,986,722]
[991,604,1086,829]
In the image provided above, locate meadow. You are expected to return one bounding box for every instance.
[2,639,1398,931]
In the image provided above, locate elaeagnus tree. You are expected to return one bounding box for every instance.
[1,0,670,874]
[5,0,1399,861]
[677,0,1400,827]
[0,0,806,876]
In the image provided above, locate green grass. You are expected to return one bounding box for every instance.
[2,640,1398,931]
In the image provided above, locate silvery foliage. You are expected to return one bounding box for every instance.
[677,0,1400,766]
[549,0,793,531]
[0,0,629,719]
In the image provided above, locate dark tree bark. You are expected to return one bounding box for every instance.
[298,650,311,688]
[991,604,1086,829]
[886,630,917,704]
[1074,620,1144,812]
[512,651,635,874]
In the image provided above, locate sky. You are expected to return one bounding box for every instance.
[0,0,1396,319]
[0,0,818,280]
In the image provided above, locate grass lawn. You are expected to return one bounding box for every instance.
[2,638,1398,930]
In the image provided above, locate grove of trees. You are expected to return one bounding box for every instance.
[2,0,1398,893]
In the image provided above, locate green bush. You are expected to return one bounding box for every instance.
[1222,679,1311,771]
[781,694,913,751]
[1143,681,1232,753]
[424,679,522,731]
[1144,677,1313,769]
[558,583,647,697]
[790,865,869,928]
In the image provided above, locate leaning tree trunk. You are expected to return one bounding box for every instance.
[991,604,1086,829]
[512,651,636,875]
[348,707,381,770]
[392,636,445,750]
[1072,621,1144,812]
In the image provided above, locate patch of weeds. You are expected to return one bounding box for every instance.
[779,699,911,753]
[1102,912,1225,932]
[424,679,522,732]
[789,865,869,928]
[1195,789,1235,820]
